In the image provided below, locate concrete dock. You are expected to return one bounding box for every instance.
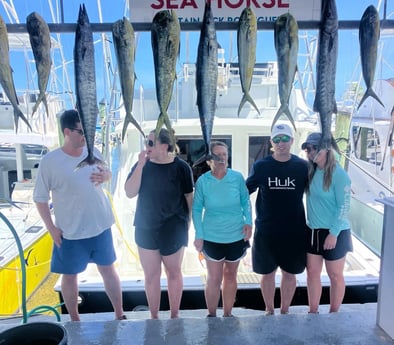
[0,303,392,344]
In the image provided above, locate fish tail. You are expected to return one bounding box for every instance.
[122,113,145,142]
[75,155,106,171]
[155,112,176,147]
[271,104,296,131]
[238,93,260,117]
[357,88,385,110]
[14,108,32,132]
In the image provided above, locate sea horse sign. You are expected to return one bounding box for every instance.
[129,0,321,23]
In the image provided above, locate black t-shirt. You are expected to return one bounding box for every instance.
[128,156,194,229]
[246,154,308,234]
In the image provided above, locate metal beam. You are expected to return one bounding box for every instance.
[4,20,394,33]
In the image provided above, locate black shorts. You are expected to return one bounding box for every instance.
[252,229,306,275]
[135,216,188,256]
[203,239,250,262]
[306,227,353,260]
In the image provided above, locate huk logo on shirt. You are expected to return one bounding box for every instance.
[268,177,296,190]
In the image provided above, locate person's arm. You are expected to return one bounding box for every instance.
[35,201,63,247]
[124,151,147,198]
[330,169,351,237]
[184,191,193,225]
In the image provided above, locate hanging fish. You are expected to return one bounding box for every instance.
[0,15,31,132]
[194,0,218,166]
[26,11,52,118]
[151,9,180,145]
[112,17,145,141]
[358,5,384,110]
[313,0,338,150]
[237,7,260,117]
[74,4,104,168]
[272,12,298,131]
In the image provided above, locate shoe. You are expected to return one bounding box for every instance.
[117,315,127,320]
[264,310,274,316]
[222,314,234,317]
[206,314,216,318]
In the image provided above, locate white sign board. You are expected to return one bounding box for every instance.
[129,0,322,24]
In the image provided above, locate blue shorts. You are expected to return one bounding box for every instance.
[51,228,117,274]
[306,227,353,260]
[203,239,250,262]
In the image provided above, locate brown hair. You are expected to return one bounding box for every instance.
[150,128,178,154]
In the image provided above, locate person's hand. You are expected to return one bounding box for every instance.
[323,233,337,250]
[137,150,148,167]
[48,225,63,248]
[90,166,110,185]
[242,224,253,241]
[194,238,203,252]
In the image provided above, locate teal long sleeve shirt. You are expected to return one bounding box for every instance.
[192,169,252,243]
[306,165,351,237]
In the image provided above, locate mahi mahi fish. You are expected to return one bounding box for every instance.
[0,15,31,132]
[151,9,179,145]
[26,11,51,118]
[74,4,103,168]
[112,17,145,141]
[358,5,384,110]
[194,1,218,166]
[313,0,338,150]
[237,7,260,117]
[272,12,298,131]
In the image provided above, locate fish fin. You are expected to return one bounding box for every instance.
[14,108,32,133]
[121,112,145,142]
[357,88,385,110]
[271,104,296,131]
[238,93,260,117]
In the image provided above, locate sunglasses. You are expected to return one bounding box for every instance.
[70,127,84,135]
[272,135,291,144]
[145,139,155,147]
[305,145,317,153]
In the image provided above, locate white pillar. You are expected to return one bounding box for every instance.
[377,197,394,339]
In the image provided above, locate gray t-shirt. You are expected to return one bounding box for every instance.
[33,147,114,240]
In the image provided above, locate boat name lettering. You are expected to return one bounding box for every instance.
[150,0,289,10]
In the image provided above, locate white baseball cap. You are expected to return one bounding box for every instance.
[271,123,293,138]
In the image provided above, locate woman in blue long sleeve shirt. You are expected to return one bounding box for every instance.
[192,141,252,317]
[302,132,353,314]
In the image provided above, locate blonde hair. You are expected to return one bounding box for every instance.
[308,149,337,191]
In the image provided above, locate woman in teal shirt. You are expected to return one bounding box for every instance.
[192,141,252,317]
[302,132,353,314]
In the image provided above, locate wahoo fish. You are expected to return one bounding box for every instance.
[151,9,180,145]
[358,5,384,110]
[112,17,145,141]
[0,15,31,132]
[26,11,51,117]
[313,0,338,149]
[237,7,260,117]
[272,12,298,131]
[74,5,103,168]
[194,1,218,166]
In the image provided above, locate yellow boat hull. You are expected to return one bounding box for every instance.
[0,231,52,316]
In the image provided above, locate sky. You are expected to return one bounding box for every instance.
[0,0,393,112]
